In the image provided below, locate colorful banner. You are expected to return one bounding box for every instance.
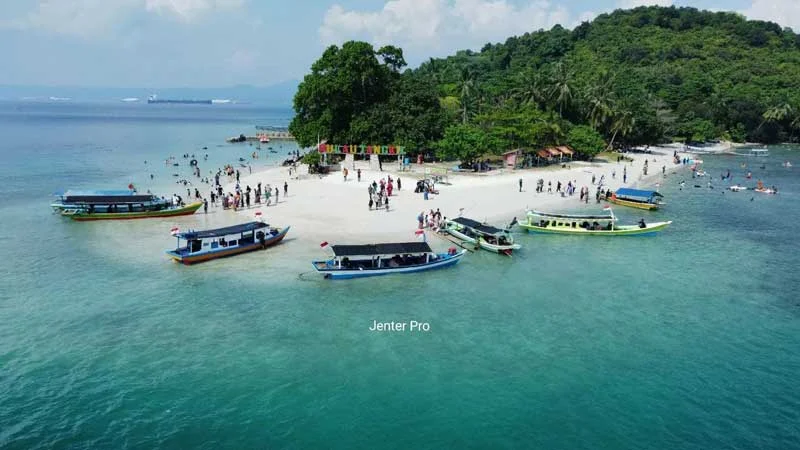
[318,143,406,155]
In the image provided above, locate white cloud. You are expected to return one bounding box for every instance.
[145,0,244,21]
[741,0,800,31]
[319,0,583,53]
[615,0,673,7]
[1,0,245,37]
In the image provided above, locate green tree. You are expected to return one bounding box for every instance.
[435,124,497,164]
[457,67,476,124]
[548,62,574,117]
[566,125,606,159]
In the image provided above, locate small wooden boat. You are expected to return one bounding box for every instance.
[608,188,664,211]
[64,202,202,221]
[443,217,520,255]
[312,242,465,279]
[53,189,203,221]
[518,209,671,236]
[166,221,289,265]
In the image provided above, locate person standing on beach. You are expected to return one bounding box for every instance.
[547,181,552,193]
[519,178,523,192]
[284,181,288,196]
[397,178,401,190]
[203,199,208,214]
[275,187,279,203]
[236,170,240,182]
[357,168,361,182]
[591,174,596,185]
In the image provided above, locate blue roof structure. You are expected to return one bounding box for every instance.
[615,188,663,202]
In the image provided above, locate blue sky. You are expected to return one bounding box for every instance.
[0,0,794,87]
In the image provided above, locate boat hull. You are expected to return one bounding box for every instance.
[478,239,521,254]
[166,226,289,265]
[313,250,465,279]
[519,221,671,236]
[66,202,203,221]
[444,227,478,245]
[608,198,659,211]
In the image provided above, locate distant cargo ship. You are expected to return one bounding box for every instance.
[147,95,211,105]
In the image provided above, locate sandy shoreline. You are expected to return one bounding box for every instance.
[203,148,691,248]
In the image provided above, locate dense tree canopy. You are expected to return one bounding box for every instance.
[292,6,800,162]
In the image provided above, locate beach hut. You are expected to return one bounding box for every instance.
[545,147,563,161]
[502,149,523,169]
[557,146,574,161]
[535,149,553,166]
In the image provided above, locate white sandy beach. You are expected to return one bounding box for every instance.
[210,148,691,248]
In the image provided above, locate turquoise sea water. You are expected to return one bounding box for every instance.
[1,102,799,449]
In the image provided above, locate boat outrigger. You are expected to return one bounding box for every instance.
[518,209,671,236]
[608,188,664,211]
[52,189,202,221]
[166,221,290,265]
[312,242,465,279]
[443,217,520,255]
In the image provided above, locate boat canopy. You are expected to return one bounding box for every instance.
[58,189,157,204]
[178,221,268,239]
[451,217,505,235]
[330,242,432,257]
[614,188,663,202]
[529,210,615,221]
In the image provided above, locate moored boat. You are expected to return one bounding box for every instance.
[608,188,664,211]
[443,217,520,255]
[166,221,290,265]
[53,189,202,221]
[728,185,748,192]
[518,209,671,236]
[312,242,465,279]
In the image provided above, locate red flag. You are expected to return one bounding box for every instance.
[320,241,329,248]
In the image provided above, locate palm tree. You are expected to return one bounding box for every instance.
[762,103,793,124]
[458,67,476,124]
[608,110,635,150]
[584,71,616,130]
[548,62,574,117]
[512,70,545,108]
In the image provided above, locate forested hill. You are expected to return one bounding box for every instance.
[290,6,800,163]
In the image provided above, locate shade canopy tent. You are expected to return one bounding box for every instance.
[557,146,575,160]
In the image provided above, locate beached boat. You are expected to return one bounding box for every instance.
[608,188,664,211]
[166,221,290,265]
[312,242,465,279]
[728,185,748,192]
[518,209,671,236]
[53,189,202,221]
[443,217,521,255]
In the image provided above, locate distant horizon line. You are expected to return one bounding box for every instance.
[0,80,299,90]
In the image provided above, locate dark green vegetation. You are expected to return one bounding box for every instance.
[290,6,800,163]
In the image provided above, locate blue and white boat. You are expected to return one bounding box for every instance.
[312,242,466,279]
[166,221,290,265]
